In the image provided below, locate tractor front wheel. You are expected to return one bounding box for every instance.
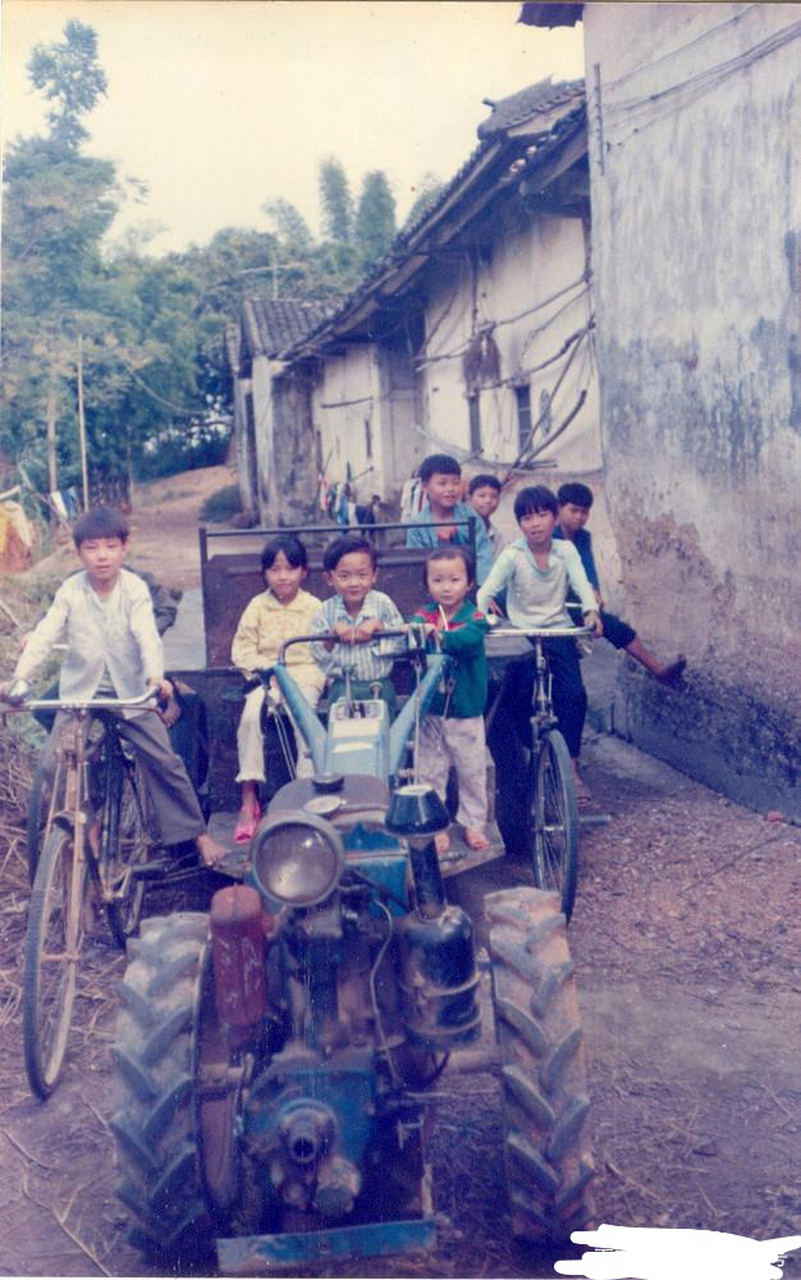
[111,912,235,1263]
[486,886,594,1242]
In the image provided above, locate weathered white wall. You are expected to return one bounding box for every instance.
[420,209,601,475]
[250,354,283,521]
[583,1,801,814]
[312,346,390,503]
[231,373,255,519]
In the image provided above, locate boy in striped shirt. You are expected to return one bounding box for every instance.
[310,534,404,715]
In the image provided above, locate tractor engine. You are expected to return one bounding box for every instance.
[207,792,481,1226]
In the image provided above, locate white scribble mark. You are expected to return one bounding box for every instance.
[554,1224,801,1280]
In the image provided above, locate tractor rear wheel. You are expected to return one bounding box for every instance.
[486,886,594,1242]
[111,912,224,1262]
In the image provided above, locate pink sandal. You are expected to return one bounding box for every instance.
[234,805,261,844]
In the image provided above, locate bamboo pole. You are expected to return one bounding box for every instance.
[77,334,89,509]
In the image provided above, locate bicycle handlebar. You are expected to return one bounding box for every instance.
[1,682,161,713]
[486,622,597,640]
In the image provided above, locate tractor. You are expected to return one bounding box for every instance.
[110,525,594,1271]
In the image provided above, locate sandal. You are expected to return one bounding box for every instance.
[434,831,451,855]
[234,806,261,844]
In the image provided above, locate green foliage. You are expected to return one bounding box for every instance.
[405,172,445,229]
[355,171,397,266]
[319,156,354,245]
[262,199,314,255]
[27,19,107,152]
[199,483,243,523]
[136,422,230,480]
[261,158,401,303]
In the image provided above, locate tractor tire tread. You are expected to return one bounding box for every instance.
[486,886,594,1242]
[112,913,213,1262]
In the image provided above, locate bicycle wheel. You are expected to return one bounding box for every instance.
[26,749,54,886]
[103,757,154,949]
[23,825,84,1099]
[531,730,579,921]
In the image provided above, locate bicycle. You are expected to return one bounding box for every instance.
[485,621,596,921]
[3,681,161,1099]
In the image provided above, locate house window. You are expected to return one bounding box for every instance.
[539,388,553,437]
[468,394,481,452]
[515,384,532,452]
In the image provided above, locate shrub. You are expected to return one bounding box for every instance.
[199,484,243,524]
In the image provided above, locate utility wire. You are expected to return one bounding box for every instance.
[607,19,801,117]
[604,5,758,91]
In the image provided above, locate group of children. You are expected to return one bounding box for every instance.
[1,453,685,867]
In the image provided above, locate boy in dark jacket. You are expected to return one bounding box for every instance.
[555,482,685,686]
[411,547,490,855]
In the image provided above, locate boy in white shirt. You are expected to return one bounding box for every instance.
[477,485,602,798]
[0,508,224,866]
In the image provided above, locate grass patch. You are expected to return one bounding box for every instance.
[199,484,243,524]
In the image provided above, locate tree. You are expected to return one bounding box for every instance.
[319,156,353,245]
[262,198,314,255]
[405,171,445,229]
[355,171,397,267]
[1,21,228,498]
[27,19,107,153]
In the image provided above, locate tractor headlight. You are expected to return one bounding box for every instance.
[251,811,345,907]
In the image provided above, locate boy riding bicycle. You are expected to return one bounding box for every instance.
[477,485,602,799]
[0,507,225,867]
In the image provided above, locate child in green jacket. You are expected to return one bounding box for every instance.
[410,547,490,855]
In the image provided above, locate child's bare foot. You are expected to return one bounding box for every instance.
[197,833,227,868]
[464,828,490,852]
[657,656,686,687]
[434,830,451,855]
[571,767,592,803]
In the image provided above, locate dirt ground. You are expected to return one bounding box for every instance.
[0,469,799,1279]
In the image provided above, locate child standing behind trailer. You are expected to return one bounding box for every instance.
[231,534,324,842]
[410,547,491,856]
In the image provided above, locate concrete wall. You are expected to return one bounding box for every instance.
[583,2,801,817]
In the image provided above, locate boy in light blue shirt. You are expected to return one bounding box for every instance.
[405,454,493,585]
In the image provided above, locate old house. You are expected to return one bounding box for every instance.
[231,79,599,527]
[522,3,801,817]
[228,298,330,522]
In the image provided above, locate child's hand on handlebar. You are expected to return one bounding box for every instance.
[332,621,357,644]
[584,610,603,638]
[147,677,174,702]
[0,678,30,705]
[352,618,383,643]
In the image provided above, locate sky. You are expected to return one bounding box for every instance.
[1,0,584,256]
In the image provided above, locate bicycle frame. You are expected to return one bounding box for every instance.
[485,622,595,740]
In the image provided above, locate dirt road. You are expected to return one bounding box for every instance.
[1,470,799,1277]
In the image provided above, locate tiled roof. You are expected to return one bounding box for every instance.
[241,297,332,358]
[477,77,584,139]
[279,78,586,359]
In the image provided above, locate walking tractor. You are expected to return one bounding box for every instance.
[111,526,596,1271]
